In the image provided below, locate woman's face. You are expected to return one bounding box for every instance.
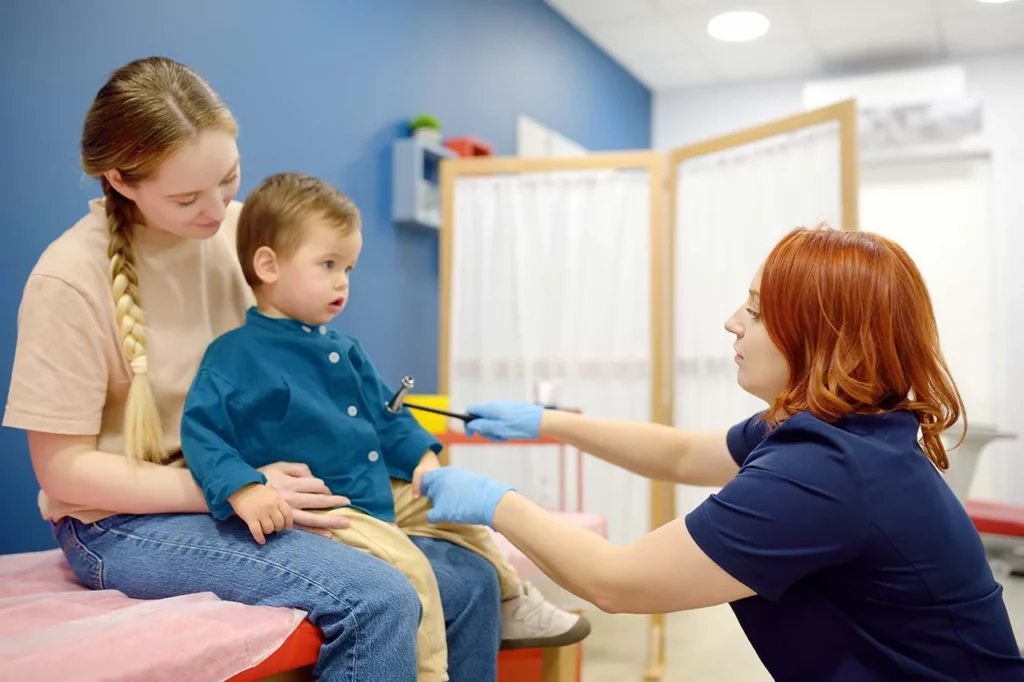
[724,266,789,405]
[107,129,241,240]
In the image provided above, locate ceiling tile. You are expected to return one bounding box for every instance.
[815,20,944,68]
[545,0,659,26]
[705,0,809,41]
[791,0,935,33]
[708,39,823,83]
[940,2,1024,54]
[543,0,1024,91]
[648,0,725,13]
[583,16,700,59]
[933,0,1023,16]
[653,0,813,59]
[622,49,722,89]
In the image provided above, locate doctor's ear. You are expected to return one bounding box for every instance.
[252,246,280,284]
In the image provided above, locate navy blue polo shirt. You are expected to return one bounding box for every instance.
[686,410,1024,681]
[181,307,441,522]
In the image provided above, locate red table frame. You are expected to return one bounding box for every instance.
[437,431,585,513]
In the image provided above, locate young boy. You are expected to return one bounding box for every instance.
[180,172,590,681]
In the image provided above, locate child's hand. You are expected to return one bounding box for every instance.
[228,483,294,545]
[412,451,441,499]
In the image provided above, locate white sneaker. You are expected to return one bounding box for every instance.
[500,582,592,650]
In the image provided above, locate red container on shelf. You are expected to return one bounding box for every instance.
[444,136,493,157]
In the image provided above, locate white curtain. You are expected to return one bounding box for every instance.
[673,121,843,515]
[449,169,653,547]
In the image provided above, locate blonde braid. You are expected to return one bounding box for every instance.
[80,56,237,462]
[104,181,166,464]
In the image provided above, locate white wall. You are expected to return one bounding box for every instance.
[516,115,589,157]
[654,79,806,149]
[654,50,1024,504]
[860,154,995,424]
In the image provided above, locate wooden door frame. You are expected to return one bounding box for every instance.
[644,98,860,682]
[438,151,669,463]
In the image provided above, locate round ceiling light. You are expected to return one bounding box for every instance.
[708,10,771,42]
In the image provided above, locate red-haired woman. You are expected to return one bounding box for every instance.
[422,226,1024,681]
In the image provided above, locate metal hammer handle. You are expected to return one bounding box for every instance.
[402,401,478,424]
[385,375,478,423]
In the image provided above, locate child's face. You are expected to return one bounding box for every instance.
[271,221,362,325]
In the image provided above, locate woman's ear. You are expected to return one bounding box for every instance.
[103,170,137,200]
[253,246,280,284]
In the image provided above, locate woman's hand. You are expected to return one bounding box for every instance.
[421,467,514,526]
[465,401,544,441]
[260,462,351,537]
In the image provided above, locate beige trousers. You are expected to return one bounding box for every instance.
[317,479,521,682]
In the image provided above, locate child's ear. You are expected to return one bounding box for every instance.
[253,246,279,284]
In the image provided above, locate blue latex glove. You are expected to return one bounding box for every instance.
[465,401,544,441]
[421,467,515,527]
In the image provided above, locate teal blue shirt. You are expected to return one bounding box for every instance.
[181,307,442,522]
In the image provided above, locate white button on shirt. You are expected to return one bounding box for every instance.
[368,451,380,462]
[329,352,340,363]
[319,326,327,335]
[347,406,358,417]
[302,325,311,333]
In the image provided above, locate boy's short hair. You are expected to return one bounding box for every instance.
[237,172,361,286]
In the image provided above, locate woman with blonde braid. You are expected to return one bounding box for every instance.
[3,56,503,681]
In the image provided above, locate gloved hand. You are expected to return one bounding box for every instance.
[465,401,544,441]
[421,467,515,527]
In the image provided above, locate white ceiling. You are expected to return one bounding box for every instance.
[545,0,1024,90]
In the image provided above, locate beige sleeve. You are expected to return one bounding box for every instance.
[2,274,110,435]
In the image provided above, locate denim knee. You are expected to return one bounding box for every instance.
[354,564,422,624]
[463,558,501,608]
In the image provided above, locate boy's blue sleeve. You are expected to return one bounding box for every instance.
[181,368,267,520]
[348,339,442,478]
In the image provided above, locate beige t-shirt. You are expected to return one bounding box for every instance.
[2,199,255,523]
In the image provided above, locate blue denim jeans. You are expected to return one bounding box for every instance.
[55,513,501,682]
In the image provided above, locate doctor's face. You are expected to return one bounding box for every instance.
[724,267,789,405]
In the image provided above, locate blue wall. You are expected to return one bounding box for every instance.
[0,0,651,554]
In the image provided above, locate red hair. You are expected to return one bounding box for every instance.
[759,226,964,470]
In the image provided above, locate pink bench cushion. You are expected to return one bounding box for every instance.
[0,549,303,682]
[0,512,607,680]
